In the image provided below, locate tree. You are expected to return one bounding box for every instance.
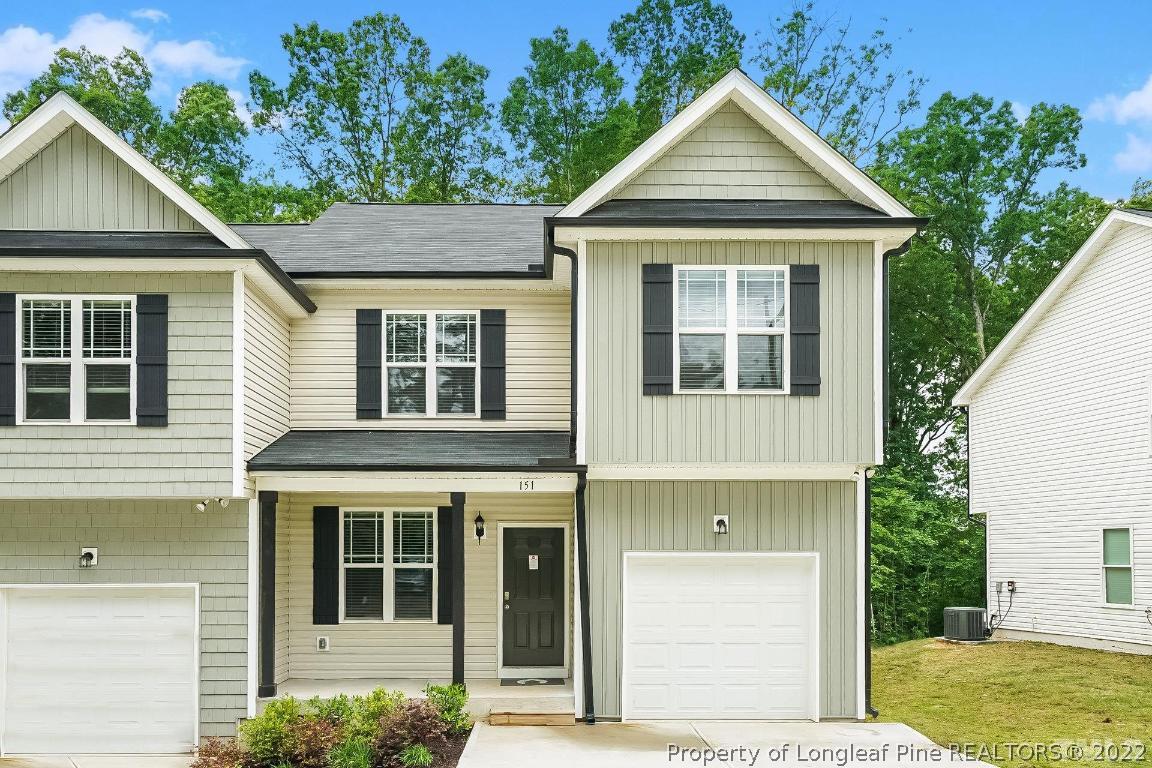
[155,82,249,188]
[3,47,161,154]
[874,93,1104,480]
[753,3,925,163]
[608,0,744,133]
[501,27,638,202]
[394,54,505,202]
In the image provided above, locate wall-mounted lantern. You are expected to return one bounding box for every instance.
[474,513,486,542]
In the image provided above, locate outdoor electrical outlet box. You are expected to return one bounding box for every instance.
[317,636,330,652]
[1007,580,1017,593]
[80,547,98,567]
[995,581,1003,593]
[713,515,729,535]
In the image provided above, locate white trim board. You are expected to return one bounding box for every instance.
[586,463,866,481]
[0,92,251,250]
[496,522,571,679]
[252,473,579,494]
[955,209,1152,405]
[556,70,915,220]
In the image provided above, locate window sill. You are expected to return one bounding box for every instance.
[338,619,437,624]
[1099,603,1141,611]
[672,390,790,396]
[17,420,136,426]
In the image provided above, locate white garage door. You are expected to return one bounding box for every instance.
[2,586,197,754]
[622,553,819,720]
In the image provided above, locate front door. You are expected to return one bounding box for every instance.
[502,527,565,668]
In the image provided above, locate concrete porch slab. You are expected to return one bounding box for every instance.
[0,757,191,768]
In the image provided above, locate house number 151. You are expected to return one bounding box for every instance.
[518,480,535,491]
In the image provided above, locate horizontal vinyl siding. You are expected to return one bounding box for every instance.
[244,283,291,459]
[291,287,570,430]
[969,222,1152,646]
[0,272,233,498]
[279,492,573,680]
[0,124,203,231]
[586,480,859,719]
[615,103,847,201]
[586,240,875,465]
[0,499,248,738]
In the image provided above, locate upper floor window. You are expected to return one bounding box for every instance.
[674,266,788,393]
[384,311,478,417]
[1102,527,1133,606]
[18,296,134,423]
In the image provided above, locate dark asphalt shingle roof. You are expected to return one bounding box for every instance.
[233,203,563,277]
[0,230,227,249]
[248,430,575,471]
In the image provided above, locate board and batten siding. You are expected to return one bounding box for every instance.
[244,282,291,460]
[585,240,875,465]
[969,221,1152,646]
[290,286,570,430]
[0,124,203,231]
[614,103,847,201]
[0,272,234,498]
[276,492,573,680]
[586,480,858,719]
[0,499,249,738]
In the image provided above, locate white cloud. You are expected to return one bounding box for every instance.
[151,39,245,79]
[0,12,247,101]
[1009,101,1029,124]
[1114,134,1152,172]
[130,9,171,23]
[1088,75,1152,124]
[227,88,253,127]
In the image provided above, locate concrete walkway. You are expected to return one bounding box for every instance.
[0,756,191,768]
[460,721,991,767]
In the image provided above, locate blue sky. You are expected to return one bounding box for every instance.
[3,0,1152,200]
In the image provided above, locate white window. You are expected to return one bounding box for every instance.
[341,509,436,622]
[384,311,478,416]
[17,296,134,423]
[674,266,788,393]
[1102,527,1134,606]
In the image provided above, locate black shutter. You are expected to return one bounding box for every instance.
[790,265,821,396]
[312,506,340,625]
[0,293,14,426]
[436,506,454,624]
[642,263,674,395]
[136,294,168,426]
[356,309,382,419]
[480,309,506,420]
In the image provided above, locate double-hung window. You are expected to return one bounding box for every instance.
[674,266,788,393]
[19,296,134,423]
[384,311,478,416]
[1102,527,1133,606]
[342,509,436,622]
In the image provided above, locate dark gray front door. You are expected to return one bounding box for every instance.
[502,527,565,668]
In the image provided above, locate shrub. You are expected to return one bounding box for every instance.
[191,737,253,768]
[398,744,434,768]
[309,693,353,725]
[376,700,449,767]
[347,687,405,741]
[286,716,342,768]
[423,683,472,735]
[328,735,375,768]
[238,697,303,763]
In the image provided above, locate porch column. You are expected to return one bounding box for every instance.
[258,490,278,698]
[575,473,596,723]
[451,491,466,684]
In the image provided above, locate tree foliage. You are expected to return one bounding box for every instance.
[609,0,744,133]
[501,27,638,203]
[754,2,924,163]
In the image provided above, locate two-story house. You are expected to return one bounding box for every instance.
[0,70,922,755]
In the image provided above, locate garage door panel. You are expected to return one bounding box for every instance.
[3,587,197,754]
[623,554,817,720]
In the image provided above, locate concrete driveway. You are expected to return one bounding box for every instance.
[460,721,990,767]
[0,757,190,768]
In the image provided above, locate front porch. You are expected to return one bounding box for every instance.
[250,468,586,724]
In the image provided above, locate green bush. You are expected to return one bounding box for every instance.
[424,683,472,735]
[376,700,449,765]
[238,697,303,763]
[398,744,434,768]
[309,694,353,724]
[346,687,404,741]
[327,736,374,768]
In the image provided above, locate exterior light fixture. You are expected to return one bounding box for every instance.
[474,513,486,542]
[195,499,209,512]
[217,498,230,509]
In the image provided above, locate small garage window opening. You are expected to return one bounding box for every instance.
[341,509,436,622]
[383,311,478,417]
[673,266,789,394]
[1102,527,1133,605]
[17,295,134,424]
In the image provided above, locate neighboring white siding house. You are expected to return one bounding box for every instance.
[955,210,1152,653]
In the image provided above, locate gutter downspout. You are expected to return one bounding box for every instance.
[574,471,595,723]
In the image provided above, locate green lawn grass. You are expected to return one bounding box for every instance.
[873,638,1152,768]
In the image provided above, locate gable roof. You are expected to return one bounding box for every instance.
[233,202,562,277]
[954,208,1152,405]
[556,69,916,220]
[0,92,251,249]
